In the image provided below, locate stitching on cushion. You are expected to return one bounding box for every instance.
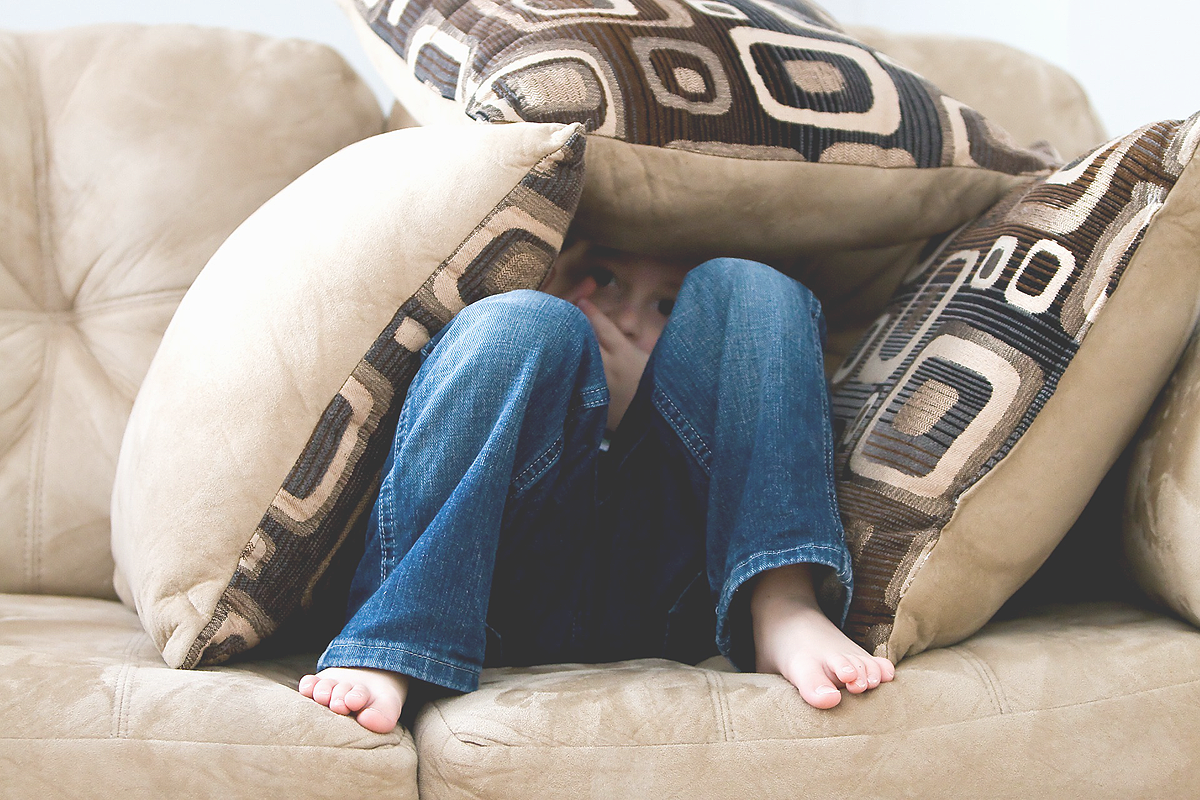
[946,644,1012,714]
[427,674,1200,749]
[110,632,142,739]
[0,288,190,323]
[19,32,62,594]
[702,668,733,743]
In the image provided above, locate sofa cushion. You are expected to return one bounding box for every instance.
[111,121,586,669]
[0,24,383,600]
[0,593,417,798]
[829,114,1200,662]
[410,601,1200,798]
[338,0,1054,266]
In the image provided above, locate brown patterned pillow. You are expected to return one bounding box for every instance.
[830,114,1200,662]
[111,122,585,668]
[338,0,1055,264]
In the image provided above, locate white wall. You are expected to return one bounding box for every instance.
[6,0,1198,138]
[818,0,1199,137]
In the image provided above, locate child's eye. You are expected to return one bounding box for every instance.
[588,266,615,288]
[656,298,676,316]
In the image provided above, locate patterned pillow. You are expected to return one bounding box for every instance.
[830,113,1200,661]
[111,122,585,668]
[338,0,1055,262]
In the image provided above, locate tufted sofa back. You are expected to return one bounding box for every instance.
[0,24,382,600]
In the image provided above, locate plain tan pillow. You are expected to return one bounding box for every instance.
[111,121,586,669]
[1125,329,1200,625]
[0,24,381,601]
[847,26,1107,161]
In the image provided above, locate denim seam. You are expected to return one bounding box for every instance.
[378,406,409,584]
[509,304,605,495]
[510,436,564,496]
[721,544,851,599]
[717,544,853,642]
[651,386,713,473]
[320,640,479,691]
[809,304,842,529]
[322,641,474,674]
[575,385,608,410]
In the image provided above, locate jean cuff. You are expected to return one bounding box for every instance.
[317,639,481,694]
[715,542,854,672]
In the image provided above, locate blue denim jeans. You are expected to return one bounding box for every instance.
[317,258,852,693]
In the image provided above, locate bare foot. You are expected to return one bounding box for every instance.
[751,564,895,709]
[297,666,409,733]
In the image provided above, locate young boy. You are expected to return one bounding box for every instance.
[298,243,894,734]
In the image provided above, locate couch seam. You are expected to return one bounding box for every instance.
[0,287,189,323]
[942,644,1011,714]
[421,674,1200,749]
[703,668,734,742]
[110,632,142,739]
[0,735,414,752]
[19,34,60,595]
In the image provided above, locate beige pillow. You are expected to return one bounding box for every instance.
[111,121,586,668]
[0,24,381,601]
[337,0,1054,266]
[1125,329,1200,625]
[847,26,1107,161]
[831,113,1200,662]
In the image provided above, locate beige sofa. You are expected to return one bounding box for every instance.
[3,21,1198,800]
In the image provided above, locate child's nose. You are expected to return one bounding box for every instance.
[615,301,642,338]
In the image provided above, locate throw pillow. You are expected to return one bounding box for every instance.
[111,121,585,668]
[1125,330,1200,626]
[337,0,1055,265]
[830,113,1200,661]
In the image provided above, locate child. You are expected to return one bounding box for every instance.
[298,242,894,734]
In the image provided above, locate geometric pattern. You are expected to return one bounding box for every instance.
[184,130,587,668]
[349,0,1053,174]
[830,114,1200,657]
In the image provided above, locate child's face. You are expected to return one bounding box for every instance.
[551,243,692,354]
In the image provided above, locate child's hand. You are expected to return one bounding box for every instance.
[577,298,648,430]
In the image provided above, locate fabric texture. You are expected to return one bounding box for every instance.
[0,593,417,800]
[847,26,1107,162]
[1125,328,1200,625]
[830,114,1200,661]
[338,0,1056,264]
[111,122,586,669]
[0,24,382,601]
[410,601,1200,799]
[318,261,849,691]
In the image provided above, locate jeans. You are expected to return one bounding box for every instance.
[317,258,852,693]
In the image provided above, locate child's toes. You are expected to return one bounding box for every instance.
[343,685,372,714]
[355,696,404,734]
[831,656,860,687]
[786,661,843,710]
[862,657,882,689]
[311,678,337,706]
[298,675,318,698]
[832,655,870,693]
[875,657,896,683]
[329,682,355,714]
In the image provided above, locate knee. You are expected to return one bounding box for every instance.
[445,290,593,369]
[682,258,819,316]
